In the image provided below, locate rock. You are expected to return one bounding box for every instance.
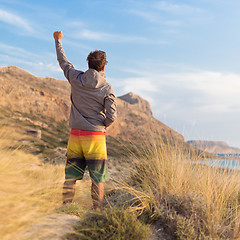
[26,129,41,139]
[118,92,152,116]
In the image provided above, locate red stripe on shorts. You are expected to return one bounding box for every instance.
[71,128,105,136]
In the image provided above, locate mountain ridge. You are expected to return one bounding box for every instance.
[187,140,240,154]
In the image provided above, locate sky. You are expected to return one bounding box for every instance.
[0,0,240,148]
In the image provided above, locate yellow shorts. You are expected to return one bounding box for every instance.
[65,128,108,183]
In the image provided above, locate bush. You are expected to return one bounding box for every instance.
[66,207,151,240]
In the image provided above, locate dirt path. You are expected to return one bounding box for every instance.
[18,213,80,240]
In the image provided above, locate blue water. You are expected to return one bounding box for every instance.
[215,154,240,157]
[198,159,240,170]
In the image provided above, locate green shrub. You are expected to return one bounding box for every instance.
[66,207,151,240]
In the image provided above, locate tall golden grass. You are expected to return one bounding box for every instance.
[0,127,92,240]
[0,150,62,239]
[115,138,240,239]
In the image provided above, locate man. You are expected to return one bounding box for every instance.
[53,31,117,210]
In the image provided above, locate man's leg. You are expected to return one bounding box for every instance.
[91,181,104,210]
[81,131,108,210]
[63,179,76,205]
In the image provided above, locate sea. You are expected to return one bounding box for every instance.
[198,154,240,170]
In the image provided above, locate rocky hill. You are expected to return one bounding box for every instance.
[0,66,70,122]
[0,66,184,161]
[187,140,240,154]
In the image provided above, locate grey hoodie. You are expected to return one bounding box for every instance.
[55,40,117,132]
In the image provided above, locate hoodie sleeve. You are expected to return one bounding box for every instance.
[104,90,117,127]
[55,39,83,83]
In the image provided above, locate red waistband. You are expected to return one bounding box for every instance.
[70,128,105,136]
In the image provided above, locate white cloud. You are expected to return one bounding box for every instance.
[66,20,85,28]
[77,29,111,41]
[0,42,37,59]
[155,1,204,15]
[120,77,157,93]
[63,39,92,51]
[157,70,240,111]
[0,42,62,77]
[0,53,62,78]
[73,29,167,44]
[0,8,32,32]
[126,1,210,29]
[128,9,181,26]
[114,66,240,115]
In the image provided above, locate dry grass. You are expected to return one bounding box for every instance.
[0,127,92,240]
[113,138,240,239]
[0,148,62,239]
[1,123,240,239]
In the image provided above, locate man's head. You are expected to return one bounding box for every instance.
[87,50,107,72]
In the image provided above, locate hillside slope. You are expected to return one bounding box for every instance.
[0,66,184,161]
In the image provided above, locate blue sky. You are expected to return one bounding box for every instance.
[1,0,240,148]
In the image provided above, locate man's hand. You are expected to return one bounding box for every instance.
[53,31,63,40]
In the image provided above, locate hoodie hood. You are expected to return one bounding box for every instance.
[82,68,107,88]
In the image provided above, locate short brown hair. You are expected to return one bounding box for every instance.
[87,50,107,72]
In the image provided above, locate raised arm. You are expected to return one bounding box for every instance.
[53,31,83,82]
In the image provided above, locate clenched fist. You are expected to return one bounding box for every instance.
[53,31,63,40]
